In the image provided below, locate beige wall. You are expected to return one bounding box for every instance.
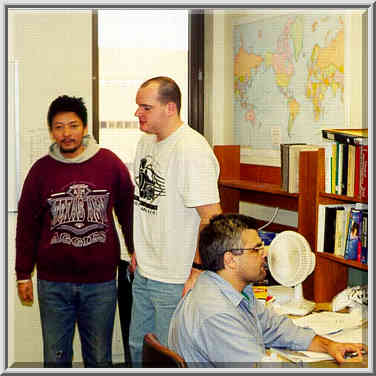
[7,10,120,367]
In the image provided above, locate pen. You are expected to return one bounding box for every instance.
[344,350,366,359]
[326,329,343,335]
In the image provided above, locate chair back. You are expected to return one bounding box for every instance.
[142,333,187,368]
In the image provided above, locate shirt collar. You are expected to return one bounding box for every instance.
[203,271,256,307]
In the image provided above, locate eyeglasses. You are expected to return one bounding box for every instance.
[225,242,265,255]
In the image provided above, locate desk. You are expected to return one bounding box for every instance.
[270,303,369,368]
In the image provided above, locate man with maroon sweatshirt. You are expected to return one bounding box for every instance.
[15,95,134,368]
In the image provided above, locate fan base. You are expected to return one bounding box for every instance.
[278,298,316,316]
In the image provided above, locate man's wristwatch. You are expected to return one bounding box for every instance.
[192,262,204,270]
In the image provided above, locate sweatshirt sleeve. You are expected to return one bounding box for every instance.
[113,157,135,255]
[15,162,45,280]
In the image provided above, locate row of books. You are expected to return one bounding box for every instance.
[280,143,320,193]
[280,129,368,197]
[317,203,368,264]
[321,129,368,199]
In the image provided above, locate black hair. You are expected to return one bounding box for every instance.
[140,76,181,115]
[199,214,259,272]
[47,95,87,130]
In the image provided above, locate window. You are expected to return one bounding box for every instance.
[92,9,204,174]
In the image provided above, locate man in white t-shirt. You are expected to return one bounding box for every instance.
[128,76,222,366]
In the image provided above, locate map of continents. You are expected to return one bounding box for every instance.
[234,15,345,149]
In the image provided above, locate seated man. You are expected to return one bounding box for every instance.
[168,213,367,367]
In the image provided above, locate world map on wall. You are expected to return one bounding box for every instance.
[233,14,345,149]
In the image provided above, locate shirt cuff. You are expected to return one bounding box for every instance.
[17,279,31,284]
[192,262,205,270]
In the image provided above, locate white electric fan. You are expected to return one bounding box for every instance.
[267,231,316,316]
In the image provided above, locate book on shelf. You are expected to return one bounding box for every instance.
[361,210,368,265]
[288,144,320,193]
[354,145,361,197]
[322,128,368,145]
[346,144,356,197]
[331,143,337,194]
[336,143,343,195]
[280,143,306,192]
[317,203,355,254]
[322,141,336,194]
[359,145,368,201]
[344,208,363,261]
[322,139,368,199]
[334,208,345,256]
[323,206,340,254]
[341,143,348,196]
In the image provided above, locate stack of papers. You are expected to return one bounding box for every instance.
[292,309,366,335]
[269,309,368,363]
[270,348,334,363]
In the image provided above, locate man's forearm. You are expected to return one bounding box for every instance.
[193,203,222,265]
[307,335,332,353]
[192,222,208,264]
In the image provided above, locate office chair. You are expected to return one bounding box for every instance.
[142,333,187,368]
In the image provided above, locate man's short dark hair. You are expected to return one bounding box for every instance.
[199,214,259,272]
[141,76,181,115]
[47,95,88,130]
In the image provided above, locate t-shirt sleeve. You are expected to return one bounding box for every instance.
[177,139,220,208]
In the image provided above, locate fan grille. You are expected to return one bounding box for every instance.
[268,231,315,287]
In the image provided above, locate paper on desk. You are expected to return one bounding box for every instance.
[292,309,365,335]
[322,325,368,344]
[270,348,334,363]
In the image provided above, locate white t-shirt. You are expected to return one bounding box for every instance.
[133,124,220,283]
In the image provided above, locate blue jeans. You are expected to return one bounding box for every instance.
[37,279,117,368]
[129,269,184,367]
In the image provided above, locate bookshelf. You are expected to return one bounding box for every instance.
[214,145,368,302]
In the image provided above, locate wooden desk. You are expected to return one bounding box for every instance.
[271,352,368,368]
[272,303,368,368]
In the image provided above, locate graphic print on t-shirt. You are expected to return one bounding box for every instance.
[134,155,166,213]
[47,183,110,247]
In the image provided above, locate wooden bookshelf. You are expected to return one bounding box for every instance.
[319,192,368,204]
[214,145,368,302]
[317,252,368,271]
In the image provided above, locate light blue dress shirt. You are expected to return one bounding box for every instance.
[168,271,316,367]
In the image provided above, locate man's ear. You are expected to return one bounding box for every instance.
[166,102,177,116]
[223,251,237,271]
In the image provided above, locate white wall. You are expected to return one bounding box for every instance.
[7,9,124,367]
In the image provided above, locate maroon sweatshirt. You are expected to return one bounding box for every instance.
[16,136,134,283]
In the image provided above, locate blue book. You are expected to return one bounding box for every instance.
[344,208,363,261]
[360,210,368,264]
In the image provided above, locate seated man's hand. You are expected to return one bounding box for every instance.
[308,335,367,364]
[327,342,367,363]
